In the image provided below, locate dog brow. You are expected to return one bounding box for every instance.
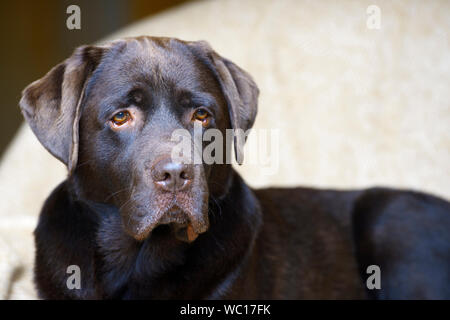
[190,91,217,108]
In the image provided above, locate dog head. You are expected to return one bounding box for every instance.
[20,36,258,243]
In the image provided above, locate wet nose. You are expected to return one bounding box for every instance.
[151,158,194,192]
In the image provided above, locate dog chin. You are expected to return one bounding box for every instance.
[125,204,209,243]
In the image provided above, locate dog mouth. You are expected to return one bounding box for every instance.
[130,204,208,243]
[152,222,199,243]
[155,208,200,243]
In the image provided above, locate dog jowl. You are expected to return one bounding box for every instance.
[20,36,450,300]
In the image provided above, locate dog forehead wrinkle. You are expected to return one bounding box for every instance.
[85,40,217,121]
[135,40,208,91]
[121,38,182,76]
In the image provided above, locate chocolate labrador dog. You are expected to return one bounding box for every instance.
[20,36,450,299]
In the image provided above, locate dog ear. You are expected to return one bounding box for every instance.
[20,45,107,174]
[189,41,259,165]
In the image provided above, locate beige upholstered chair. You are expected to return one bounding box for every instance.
[0,0,449,299]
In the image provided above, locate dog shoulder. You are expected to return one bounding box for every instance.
[37,181,75,221]
[34,181,100,299]
[35,181,98,239]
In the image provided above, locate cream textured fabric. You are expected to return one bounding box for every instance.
[0,0,449,299]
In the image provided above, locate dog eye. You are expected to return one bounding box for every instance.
[111,111,131,126]
[192,108,210,125]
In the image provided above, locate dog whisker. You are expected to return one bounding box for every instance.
[210,195,222,218]
[103,186,133,202]
[75,159,96,169]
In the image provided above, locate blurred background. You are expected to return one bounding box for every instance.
[0,0,449,299]
[0,0,189,158]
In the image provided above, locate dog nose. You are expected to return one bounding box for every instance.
[151,158,194,192]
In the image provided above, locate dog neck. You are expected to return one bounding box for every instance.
[83,170,262,299]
